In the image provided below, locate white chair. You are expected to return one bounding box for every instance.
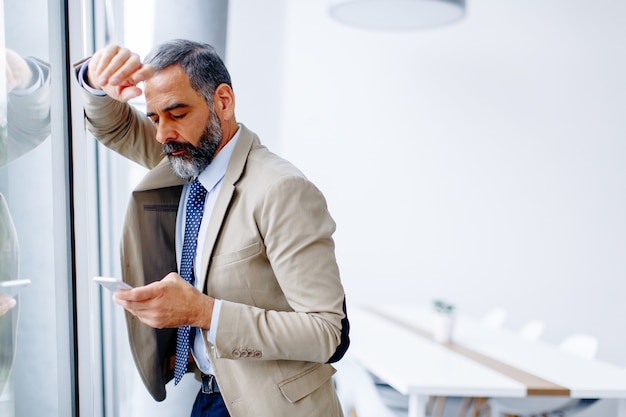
[518,320,545,341]
[334,355,403,417]
[333,357,360,417]
[482,308,508,328]
[558,333,598,359]
[490,333,599,417]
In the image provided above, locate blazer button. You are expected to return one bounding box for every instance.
[254,351,262,358]
[232,349,241,358]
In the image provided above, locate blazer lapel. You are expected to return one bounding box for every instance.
[197,124,258,292]
[134,158,186,191]
[122,157,185,401]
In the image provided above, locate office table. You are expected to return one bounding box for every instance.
[348,304,626,417]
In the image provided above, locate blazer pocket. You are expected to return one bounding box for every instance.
[277,363,336,403]
[211,241,262,269]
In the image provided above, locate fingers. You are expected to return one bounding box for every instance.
[0,295,17,316]
[114,282,161,302]
[91,45,134,86]
[117,85,145,102]
[112,273,184,303]
[88,44,155,96]
[4,49,32,91]
[111,273,203,329]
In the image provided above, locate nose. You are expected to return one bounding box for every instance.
[155,120,177,144]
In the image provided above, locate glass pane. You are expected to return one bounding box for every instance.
[0,0,73,415]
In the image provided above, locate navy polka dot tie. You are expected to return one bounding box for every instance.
[174,178,207,385]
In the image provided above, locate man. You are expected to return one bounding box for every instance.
[74,39,349,417]
[0,48,50,396]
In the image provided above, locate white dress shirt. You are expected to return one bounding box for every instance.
[176,126,240,375]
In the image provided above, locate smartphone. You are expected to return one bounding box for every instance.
[0,279,32,298]
[93,276,133,292]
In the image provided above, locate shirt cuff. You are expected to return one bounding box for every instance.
[78,58,107,97]
[207,299,222,344]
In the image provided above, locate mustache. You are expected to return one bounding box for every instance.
[162,141,196,156]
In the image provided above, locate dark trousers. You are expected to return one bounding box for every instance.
[190,390,230,417]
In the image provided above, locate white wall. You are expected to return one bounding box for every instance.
[227,0,626,367]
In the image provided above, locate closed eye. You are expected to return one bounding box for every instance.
[146,103,190,124]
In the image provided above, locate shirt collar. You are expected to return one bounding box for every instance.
[196,124,241,193]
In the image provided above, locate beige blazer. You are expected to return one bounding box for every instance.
[77,83,349,416]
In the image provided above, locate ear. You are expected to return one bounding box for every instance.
[213,83,236,121]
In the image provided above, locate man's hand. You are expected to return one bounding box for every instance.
[5,49,33,92]
[0,294,17,316]
[87,44,155,102]
[112,272,215,330]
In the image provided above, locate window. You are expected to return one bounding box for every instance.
[1,0,78,415]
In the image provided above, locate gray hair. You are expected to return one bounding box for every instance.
[144,39,232,105]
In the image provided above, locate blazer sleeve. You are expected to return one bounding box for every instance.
[73,60,163,169]
[213,174,349,364]
[1,57,51,167]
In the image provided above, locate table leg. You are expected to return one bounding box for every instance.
[408,394,427,417]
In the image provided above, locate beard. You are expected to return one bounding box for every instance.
[163,109,222,180]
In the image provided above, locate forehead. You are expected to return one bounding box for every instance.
[144,65,205,110]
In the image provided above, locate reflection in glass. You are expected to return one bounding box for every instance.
[0,49,51,391]
[1,0,52,415]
